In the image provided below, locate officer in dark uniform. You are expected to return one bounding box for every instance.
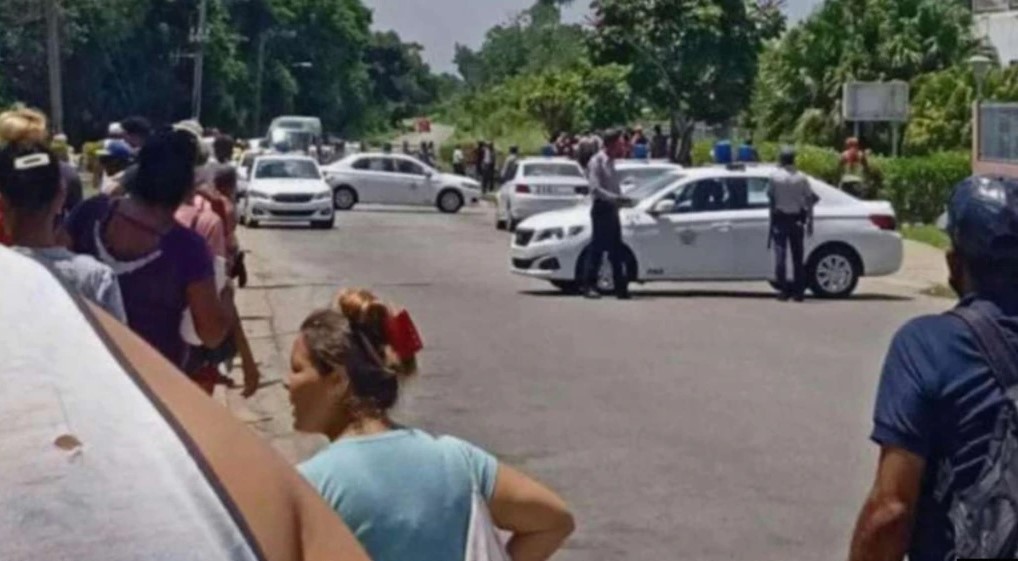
[768,147,817,302]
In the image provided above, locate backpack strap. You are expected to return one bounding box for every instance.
[950,304,1018,394]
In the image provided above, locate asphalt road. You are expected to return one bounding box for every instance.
[235,204,946,561]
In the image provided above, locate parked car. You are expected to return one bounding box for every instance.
[510,165,903,299]
[237,154,335,229]
[495,158,588,231]
[321,152,481,213]
[615,160,684,193]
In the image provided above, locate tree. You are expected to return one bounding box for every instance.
[589,0,784,164]
[905,64,1018,155]
[751,0,977,148]
[454,0,587,89]
[365,31,440,127]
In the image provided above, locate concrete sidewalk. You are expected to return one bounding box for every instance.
[875,240,948,294]
[212,252,326,464]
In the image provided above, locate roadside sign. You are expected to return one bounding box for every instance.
[842,81,910,123]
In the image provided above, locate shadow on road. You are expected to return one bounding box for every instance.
[520,288,913,302]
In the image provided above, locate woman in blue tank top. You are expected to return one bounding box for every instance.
[289,289,575,561]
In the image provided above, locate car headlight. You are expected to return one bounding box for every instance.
[461,181,481,191]
[567,225,585,237]
[248,191,270,200]
[535,228,564,242]
[313,191,331,200]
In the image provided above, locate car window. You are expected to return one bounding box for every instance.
[254,159,320,180]
[722,177,770,210]
[395,158,425,175]
[351,157,371,171]
[523,163,583,178]
[671,179,730,213]
[746,177,771,209]
[619,167,669,186]
[629,172,684,201]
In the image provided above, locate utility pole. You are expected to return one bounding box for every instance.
[191,0,209,120]
[254,32,267,137]
[45,0,63,134]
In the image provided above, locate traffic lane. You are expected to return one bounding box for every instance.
[238,206,947,561]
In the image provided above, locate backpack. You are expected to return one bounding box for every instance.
[943,303,1018,558]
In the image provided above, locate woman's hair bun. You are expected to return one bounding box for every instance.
[333,288,417,378]
[0,107,48,147]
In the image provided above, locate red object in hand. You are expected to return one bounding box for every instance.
[386,310,423,361]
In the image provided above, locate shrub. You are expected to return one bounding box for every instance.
[691,139,970,224]
[871,151,971,224]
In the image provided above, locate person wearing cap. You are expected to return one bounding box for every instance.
[98,139,134,196]
[849,176,1018,561]
[768,147,816,302]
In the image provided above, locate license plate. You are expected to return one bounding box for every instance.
[534,185,573,195]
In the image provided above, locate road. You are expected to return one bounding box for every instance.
[229,204,946,561]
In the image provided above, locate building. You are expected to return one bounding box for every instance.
[971,3,1018,176]
[972,0,1018,66]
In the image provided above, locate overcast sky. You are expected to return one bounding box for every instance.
[362,0,824,74]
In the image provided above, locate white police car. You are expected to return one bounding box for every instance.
[495,158,588,231]
[510,165,903,298]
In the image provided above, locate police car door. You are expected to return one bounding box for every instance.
[727,176,774,278]
[644,179,737,279]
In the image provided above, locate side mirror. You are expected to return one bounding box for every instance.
[424,170,435,179]
[649,199,676,216]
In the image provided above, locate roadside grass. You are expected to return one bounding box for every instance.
[901,224,950,251]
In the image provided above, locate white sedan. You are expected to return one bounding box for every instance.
[321,152,481,213]
[510,165,903,299]
[237,155,335,229]
[495,158,589,231]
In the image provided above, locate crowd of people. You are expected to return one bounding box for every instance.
[11,99,1018,561]
[0,104,574,561]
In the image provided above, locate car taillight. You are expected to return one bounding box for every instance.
[575,186,590,195]
[870,215,897,231]
[516,184,531,194]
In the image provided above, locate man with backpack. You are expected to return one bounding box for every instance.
[849,176,1018,561]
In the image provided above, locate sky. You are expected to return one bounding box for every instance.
[362,0,824,74]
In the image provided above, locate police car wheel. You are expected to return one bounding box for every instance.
[808,247,860,299]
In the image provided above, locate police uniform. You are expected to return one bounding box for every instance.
[583,150,628,299]
[768,164,816,301]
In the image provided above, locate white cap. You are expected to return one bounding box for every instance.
[108,122,124,136]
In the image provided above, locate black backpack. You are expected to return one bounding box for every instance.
[943,303,1018,557]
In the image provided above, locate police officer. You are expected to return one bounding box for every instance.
[768,147,816,302]
[583,129,632,300]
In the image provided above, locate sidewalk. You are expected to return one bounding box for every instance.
[213,252,326,464]
[877,239,948,293]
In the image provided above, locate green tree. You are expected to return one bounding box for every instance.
[751,0,977,148]
[454,0,587,89]
[589,0,783,164]
[905,64,1018,155]
[365,31,441,128]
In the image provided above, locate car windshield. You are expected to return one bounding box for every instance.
[628,172,684,201]
[523,163,583,178]
[255,159,320,179]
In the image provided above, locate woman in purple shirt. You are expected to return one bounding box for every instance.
[67,130,234,371]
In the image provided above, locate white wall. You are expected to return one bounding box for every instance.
[976,11,1018,66]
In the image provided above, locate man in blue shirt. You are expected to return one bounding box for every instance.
[849,176,1018,561]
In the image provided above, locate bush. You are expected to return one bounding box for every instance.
[692,139,970,224]
[871,151,971,224]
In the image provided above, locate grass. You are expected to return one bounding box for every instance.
[901,224,950,251]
